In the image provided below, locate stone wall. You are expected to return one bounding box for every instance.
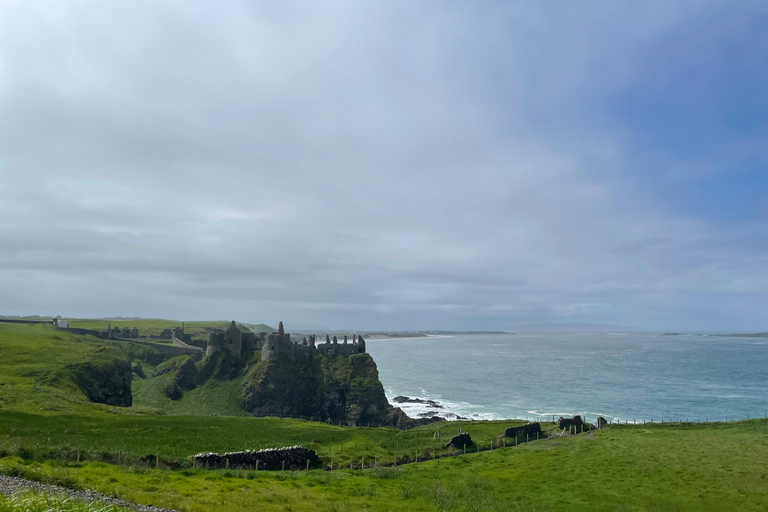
[193,447,319,470]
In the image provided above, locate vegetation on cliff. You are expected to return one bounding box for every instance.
[241,353,392,425]
[61,354,133,407]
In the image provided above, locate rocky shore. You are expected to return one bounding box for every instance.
[391,395,468,420]
[0,474,175,512]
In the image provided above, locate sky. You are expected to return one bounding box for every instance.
[0,1,766,331]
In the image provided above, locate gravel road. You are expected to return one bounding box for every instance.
[0,474,177,512]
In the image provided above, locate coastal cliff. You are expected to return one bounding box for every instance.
[241,353,392,425]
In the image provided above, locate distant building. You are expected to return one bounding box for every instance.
[52,319,69,329]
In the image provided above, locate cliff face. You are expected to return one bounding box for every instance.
[67,357,133,407]
[241,353,392,425]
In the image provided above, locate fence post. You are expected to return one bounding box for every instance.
[77,446,81,462]
[155,453,159,468]
[282,461,285,471]
[35,443,39,460]
[306,459,310,470]
[225,458,229,469]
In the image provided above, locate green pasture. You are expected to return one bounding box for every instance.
[2,419,768,511]
[67,320,274,339]
[0,323,125,416]
[0,411,539,468]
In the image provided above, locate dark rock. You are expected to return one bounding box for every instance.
[131,363,145,379]
[67,357,133,407]
[597,416,608,428]
[445,433,472,449]
[386,407,445,429]
[391,396,443,408]
[242,353,394,427]
[504,422,543,439]
[557,415,584,430]
[173,357,199,390]
[194,446,318,471]
[163,381,182,400]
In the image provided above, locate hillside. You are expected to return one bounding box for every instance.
[0,321,410,426]
[67,319,275,343]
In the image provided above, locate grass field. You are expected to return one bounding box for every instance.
[0,492,128,512]
[0,322,128,416]
[2,419,767,511]
[68,320,275,339]
[0,410,540,468]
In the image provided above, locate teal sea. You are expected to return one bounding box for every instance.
[365,333,768,424]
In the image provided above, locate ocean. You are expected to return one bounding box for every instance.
[365,332,768,424]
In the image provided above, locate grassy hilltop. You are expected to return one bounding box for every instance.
[0,321,767,511]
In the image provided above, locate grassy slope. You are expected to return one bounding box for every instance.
[0,410,531,465]
[68,320,275,339]
[2,420,768,511]
[131,373,248,417]
[0,323,128,415]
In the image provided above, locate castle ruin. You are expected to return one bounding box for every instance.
[206,321,366,361]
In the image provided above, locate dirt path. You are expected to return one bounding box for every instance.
[0,474,177,512]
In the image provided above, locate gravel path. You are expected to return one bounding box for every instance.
[0,474,177,512]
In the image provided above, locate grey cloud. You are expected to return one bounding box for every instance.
[0,0,766,331]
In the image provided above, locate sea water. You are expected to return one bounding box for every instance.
[365,333,768,424]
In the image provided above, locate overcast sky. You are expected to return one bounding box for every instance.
[1,1,766,331]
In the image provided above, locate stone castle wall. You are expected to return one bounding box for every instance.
[206,321,366,362]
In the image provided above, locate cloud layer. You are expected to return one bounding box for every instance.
[1,1,767,330]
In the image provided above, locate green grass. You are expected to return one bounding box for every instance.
[131,372,248,416]
[68,320,275,339]
[2,420,768,511]
[0,323,129,416]
[0,492,129,512]
[0,410,537,467]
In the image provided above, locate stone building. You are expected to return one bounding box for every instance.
[205,321,366,361]
[206,320,259,358]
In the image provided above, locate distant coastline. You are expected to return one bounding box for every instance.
[365,330,507,340]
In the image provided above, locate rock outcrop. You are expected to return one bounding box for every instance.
[153,355,201,400]
[241,353,442,429]
[558,415,584,430]
[504,422,543,439]
[392,396,443,408]
[67,356,133,407]
[445,433,472,449]
[241,353,392,426]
